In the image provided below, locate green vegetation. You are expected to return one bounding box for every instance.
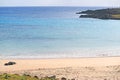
[0,73,57,80]
[77,8,120,20]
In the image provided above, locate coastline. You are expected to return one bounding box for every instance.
[0,7,120,80]
[77,8,120,20]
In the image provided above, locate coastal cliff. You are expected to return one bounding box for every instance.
[77,8,120,20]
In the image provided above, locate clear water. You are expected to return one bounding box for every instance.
[0,7,120,58]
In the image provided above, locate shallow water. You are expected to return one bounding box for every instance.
[0,7,120,58]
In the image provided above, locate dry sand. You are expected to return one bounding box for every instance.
[0,57,120,79]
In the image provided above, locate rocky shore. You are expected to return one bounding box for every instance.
[77,8,120,20]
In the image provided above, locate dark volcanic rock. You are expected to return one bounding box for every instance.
[61,77,67,80]
[4,61,16,66]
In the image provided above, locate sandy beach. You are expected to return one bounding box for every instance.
[0,57,120,79]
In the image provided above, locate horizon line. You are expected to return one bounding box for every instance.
[0,5,119,8]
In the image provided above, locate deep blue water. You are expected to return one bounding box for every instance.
[0,7,120,58]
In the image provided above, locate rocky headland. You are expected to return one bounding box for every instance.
[77,8,120,20]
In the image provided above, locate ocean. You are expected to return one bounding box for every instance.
[0,7,120,58]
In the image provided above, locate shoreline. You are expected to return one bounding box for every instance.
[1,47,120,59]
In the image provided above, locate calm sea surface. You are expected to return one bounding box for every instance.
[0,7,120,58]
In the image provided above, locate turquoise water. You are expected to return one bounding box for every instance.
[0,7,120,58]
